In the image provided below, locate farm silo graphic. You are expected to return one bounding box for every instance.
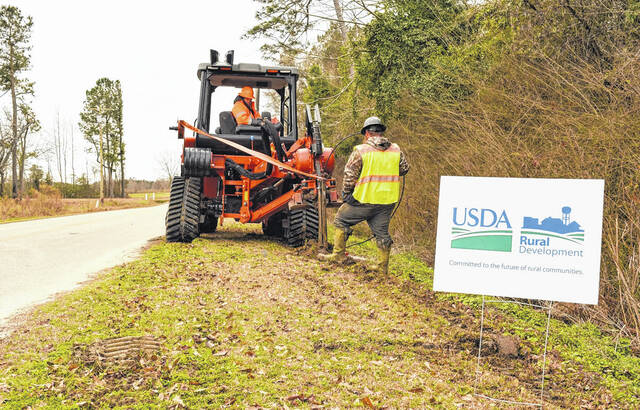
[521,206,584,244]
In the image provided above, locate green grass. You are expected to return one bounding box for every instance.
[341,228,640,406]
[0,224,637,408]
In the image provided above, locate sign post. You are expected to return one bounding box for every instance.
[433,176,605,406]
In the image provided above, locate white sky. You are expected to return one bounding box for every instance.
[7,0,269,181]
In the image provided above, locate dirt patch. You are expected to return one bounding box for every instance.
[456,333,521,358]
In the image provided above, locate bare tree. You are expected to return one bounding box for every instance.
[156,148,179,185]
[52,112,68,183]
[70,124,75,185]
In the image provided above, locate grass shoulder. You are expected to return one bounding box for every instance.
[0,224,636,407]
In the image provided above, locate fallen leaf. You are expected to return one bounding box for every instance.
[213,350,229,356]
[287,394,303,401]
[361,396,375,409]
[409,387,424,393]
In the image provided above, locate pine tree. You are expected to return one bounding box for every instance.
[0,5,34,198]
[78,78,124,198]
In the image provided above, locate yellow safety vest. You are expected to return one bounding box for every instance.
[352,143,401,205]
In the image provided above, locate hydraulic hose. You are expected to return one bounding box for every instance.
[225,158,270,180]
[264,122,286,161]
[258,126,274,177]
[326,133,361,164]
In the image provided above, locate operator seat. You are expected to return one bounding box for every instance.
[219,111,237,134]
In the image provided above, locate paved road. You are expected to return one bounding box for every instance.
[0,204,168,327]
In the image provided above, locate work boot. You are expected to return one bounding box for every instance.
[324,229,347,263]
[374,245,391,274]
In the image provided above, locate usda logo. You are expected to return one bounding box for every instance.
[451,208,513,252]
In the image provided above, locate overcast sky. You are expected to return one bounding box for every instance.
[6,0,269,181]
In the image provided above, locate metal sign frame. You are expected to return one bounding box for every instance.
[474,295,553,408]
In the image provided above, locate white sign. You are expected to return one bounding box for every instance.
[433,176,604,304]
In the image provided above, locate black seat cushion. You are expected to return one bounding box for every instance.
[235,125,263,135]
[219,111,237,134]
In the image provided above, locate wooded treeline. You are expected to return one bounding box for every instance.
[248,0,640,341]
[0,5,126,199]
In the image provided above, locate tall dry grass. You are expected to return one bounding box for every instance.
[0,186,163,222]
[387,48,640,341]
[0,186,66,221]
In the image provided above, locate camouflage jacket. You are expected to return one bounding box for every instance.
[342,136,410,195]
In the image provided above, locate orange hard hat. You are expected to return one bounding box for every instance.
[238,86,254,99]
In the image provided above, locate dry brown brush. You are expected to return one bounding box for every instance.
[387,46,640,341]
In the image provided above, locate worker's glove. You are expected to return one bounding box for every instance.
[261,120,278,137]
[250,118,263,126]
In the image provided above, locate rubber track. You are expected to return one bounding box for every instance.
[262,212,284,237]
[286,205,319,247]
[199,214,218,233]
[165,176,201,243]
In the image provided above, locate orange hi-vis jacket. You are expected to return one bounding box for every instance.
[232,98,261,125]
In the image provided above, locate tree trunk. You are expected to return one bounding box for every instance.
[108,165,113,197]
[0,170,4,197]
[331,0,354,76]
[105,122,111,197]
[71,126,75,185]
[119,136,124,197]
[10,75,18,198]
[18,125,29,195]
[332,0,347,41]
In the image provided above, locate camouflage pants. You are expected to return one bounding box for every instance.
[333,202,395,249]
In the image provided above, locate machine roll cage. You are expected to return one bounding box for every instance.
[195,61,300,140]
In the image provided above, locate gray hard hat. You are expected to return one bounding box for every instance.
[360,116,386,135]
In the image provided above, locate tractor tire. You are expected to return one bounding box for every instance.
[262,212,284,237]
[165,176,201,243]
[199,214,218,234]
[284,204,319,247]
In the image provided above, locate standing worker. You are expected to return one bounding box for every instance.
[327,117,410,274]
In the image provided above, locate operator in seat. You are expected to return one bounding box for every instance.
[232,86,261,125]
